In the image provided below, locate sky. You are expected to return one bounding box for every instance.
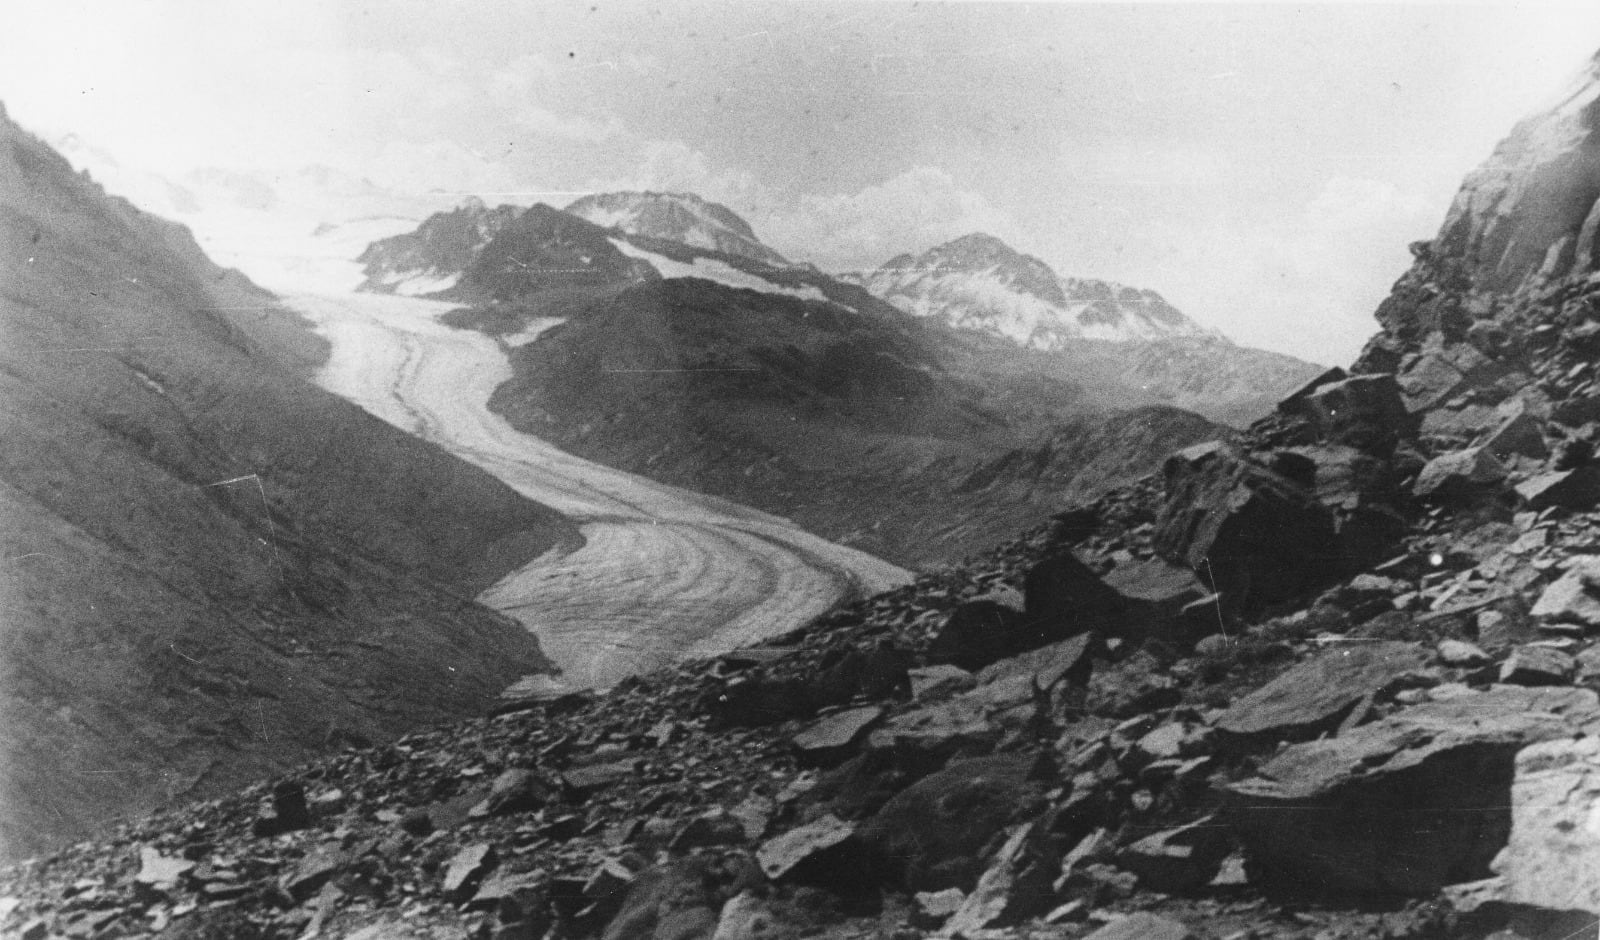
[4,2,1600,365]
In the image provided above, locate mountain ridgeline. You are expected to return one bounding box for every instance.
[357,191,1318,567]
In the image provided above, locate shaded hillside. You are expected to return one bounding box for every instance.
[0,105,579,859]
[483,276,1225,569]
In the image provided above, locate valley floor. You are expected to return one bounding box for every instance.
[289,291,910,687]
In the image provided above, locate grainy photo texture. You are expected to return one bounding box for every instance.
[2,3,1600,938]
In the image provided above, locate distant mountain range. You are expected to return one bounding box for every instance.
[355,193,1320,566]
[855,232,1226,347]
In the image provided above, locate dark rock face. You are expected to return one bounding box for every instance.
[1152,443,1339,610]
[459,204,656,302]
[357,198,521,294]
[1226,686,1600,898]
[856,754,1050,892]
[1300,374,1415,454]
[1021,552,1128,645]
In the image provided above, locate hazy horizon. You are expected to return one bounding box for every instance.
[5,2,1600,364]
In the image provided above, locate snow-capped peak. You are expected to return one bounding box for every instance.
[564,190,790,267]
[858,232,1228,349]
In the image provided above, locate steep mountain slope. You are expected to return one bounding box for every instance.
[564,190,790,267]
[0,106,579,859]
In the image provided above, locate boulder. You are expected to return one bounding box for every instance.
[1277,366,1348,415]
[562,758,639,798]
[1396,344,1505,414]
[443,844,497,903]
[856,753,1050,892]
[710,892,797,940]
[790,706,883,766]
[669,810,750,851]
[940,820,1057,935]
[1082,913,1198,940]
[1214,641,1429,742]
[280,844,349,902]
[1304,373,1414,451]
[811,648,912,707]
[1152,443,1339,610]
[755,815,862,885]
[600,854,760,940]
[1021,551,1127,644]
[703,677,817,728]
[908,665,975,701]
[1115,815,1232,892]
[1497,736,1600,914]
[1103,558,1214,644]
[927,596,1026,671]
[135,847,195,891]
[1224,686,1600,897]
[1499,645,1577,685]
[253,779,312,837]
[1483,410,1548,461]
[1412,446,1508,501]
[471,768,552,818]
[1530,557,1600,630]
[1516,466,1600,511]
[1437,639,1491,667]
[864,673,1040,760]
[973,633,1094,692]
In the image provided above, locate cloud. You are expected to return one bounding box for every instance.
[1304,176,1431,235]
[489,55,626,142]
[762,166,1019,272]
[365,139,524,197]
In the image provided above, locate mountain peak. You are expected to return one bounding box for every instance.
[564,190,789,267]
[908,233,1066,307]
[859,234,1225,349]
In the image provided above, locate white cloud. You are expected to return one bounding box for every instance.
[1304,176,1431,235]
[488,55,625,142]
[366,139,523,197]
[763,166,1018,272]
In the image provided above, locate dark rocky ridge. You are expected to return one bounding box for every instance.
[564,190,791,268]
[356,198,521,294]
[0,105,578,860]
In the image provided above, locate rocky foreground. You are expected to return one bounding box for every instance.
[7,362,1600,938]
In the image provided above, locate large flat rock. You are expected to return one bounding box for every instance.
[1214,641,1429,741]
[1225,686,1600,896]
[1499,736,1600,914]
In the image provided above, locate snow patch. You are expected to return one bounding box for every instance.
[609,239,829,304]
[503,317,566,347]
[384,272,461,297]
